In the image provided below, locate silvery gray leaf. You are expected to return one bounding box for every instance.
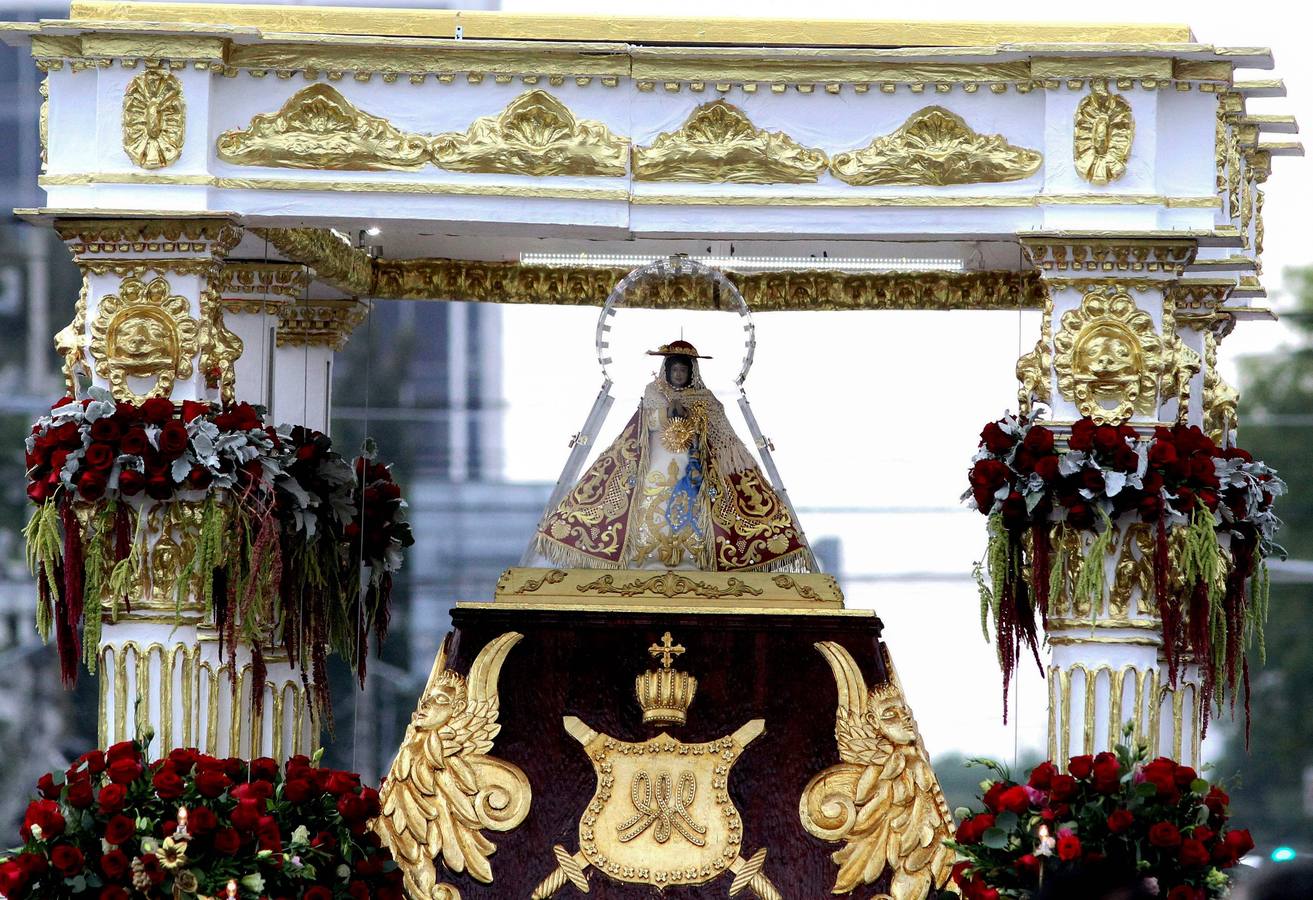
[1059,453,1086,476]
[1104,470,1127,497]
[171,457,191,482]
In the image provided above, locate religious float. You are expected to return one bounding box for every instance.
[0,4,1301,899]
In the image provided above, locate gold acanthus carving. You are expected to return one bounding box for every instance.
[122,69,186,169]
[1202,331,1239,444]
[251,227,375,296]
[88,274,200,403]
[800,643,953,900]
[576,571,765,600]
[373,632,531,899]
[1053,286,1163,423]
[199,289,243,404]
[1074,80,1135,185]
[54,282,89,396]
[1158,298,1200,425]
[430,90,627,176]
[1017,292,1054,414]
[1047,521,1161,627]
[217,84,430,171]
[632,100,827,184]
[830,106,1042,186]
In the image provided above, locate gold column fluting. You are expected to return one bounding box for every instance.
[1021,235,1208,768]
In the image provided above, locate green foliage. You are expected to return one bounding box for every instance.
[1217,263,1313,849]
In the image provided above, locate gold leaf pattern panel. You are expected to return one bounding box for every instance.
[633,100,828,184]
[830,106,1042,186]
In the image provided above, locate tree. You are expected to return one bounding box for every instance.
[1216,264,1313,851]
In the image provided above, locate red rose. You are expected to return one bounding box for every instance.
[1049,774,1079,802]
[79,749,106,775]
[114,469,143,497]
[134,855,164,886]
[1166,887,1202,900]
[36,772,58,800]
[66,778,94,809]
[145,472,173,501]
[1149,821,1182,849]
[305,886,334,900]
[213,828,241,855]
[21,799,65,840]
[1067,755,1094,779]
[1093,425,1123,454]
[1204,786,1230,816]
[1081,468,1106,493]
[194,769,231,799]
[232,781,274,802]
[51,843,84,876]
[1022,426,1055,454]
[1180,839,1210,866]
[1034,455,1060,482]
[969,459,1010,511]
[222,757,247,780]
[104,814,137,845]
[1149,442,1178,467]
[27,480,52,504]
[1057,834,1082,862]
[77,469,108,500]
[100,887,130,900]
[90,418,123,443]
[106,741,139,764]
[1066,501,1094,529]
[361,787,381,818]
[1223,829,1254,858]
[1000,491,1028,528]
[84,442,116,471]
[249,756,279,782]
[1107,809,1134,834]
[1174,765,1199,789]
[119,428,149,457]
[181,400,209,423]
[51,421,80,448]
[326,771,362,796]
[997,785,1031,815]
[956,813,996,845]
[348,880,370,900]
[229,799,261,832]
[1092,752,1121,793]
[1069,418,1097,452]
[152,767,185,800]
[187,805,217,835]
[338,794,369,823]
[283,778,314,804]
[257,816,283,853]
[166,747,198,775]
[1143,758,1180,800]
[980,421,1015,454]
[100,849,130,881]
[98,783,127,815]
[107,757,142,784]
[157,420,189,460]
[140,397,174,425]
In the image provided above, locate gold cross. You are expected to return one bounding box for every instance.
[648,632,685,669]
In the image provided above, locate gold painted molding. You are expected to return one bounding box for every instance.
[830,105,1042,186]
[633,100,827,184]
[217,83,430,171]
[122,69,186,169]
[1074,81,1135,185]
[277,298,369,350]
[430,90,627,176]
[374,632,530,898]
[493,567,844,609]
[253,227,375,296]
[1021,237,1198,275]
[219,260,310,300]
[800,643,953,900]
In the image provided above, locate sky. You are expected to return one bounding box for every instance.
[492,0,1311,764]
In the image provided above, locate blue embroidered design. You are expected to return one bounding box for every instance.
[665,444,704,538]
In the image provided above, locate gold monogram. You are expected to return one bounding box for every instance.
[88,274,199,402]
[619,770,706,845]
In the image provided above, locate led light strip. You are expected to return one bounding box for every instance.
[519,252,964,273]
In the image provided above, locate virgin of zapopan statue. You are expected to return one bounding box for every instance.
[528,339,815,572]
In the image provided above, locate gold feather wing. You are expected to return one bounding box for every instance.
[800,641,954,900]
[373,632,531,900]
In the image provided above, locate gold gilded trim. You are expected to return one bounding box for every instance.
[83,33,227,62]
[1032,56,1173,80]
[493,567,844,607]
[430,90,627,177]
[122,69,185,170]
[460,600,877,618]
[65,4,1196,46]
[277,298,369,350]
[830,106,1042,186]
[801,643,953,898]
[220,260,310,300]
[633,100,827,184]
[217,84,430,170]
[228,42,627,80]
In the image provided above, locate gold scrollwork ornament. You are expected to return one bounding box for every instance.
[1053,287,1162,423]
[88,275,200,403]
[373,632,531,900]
[830,105,1042,186]
[1074,80,1135,186]
[800,643,954,900]
[122,69,186,169]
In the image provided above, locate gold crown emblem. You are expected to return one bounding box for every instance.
[635,632,697,727]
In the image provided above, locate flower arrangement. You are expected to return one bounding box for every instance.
[948,742,1252,900]
[0,739,400,900]
[23,390,413,717]
[964,413,1285,726]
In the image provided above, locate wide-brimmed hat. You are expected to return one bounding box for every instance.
[646,339,712,359]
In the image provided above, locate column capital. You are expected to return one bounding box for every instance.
[1020,232,1199,279]
[277,298,370,351]
[218,260,311,315]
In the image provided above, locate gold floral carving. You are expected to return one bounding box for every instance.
[1203,331,1239,444]
[122,69,186,169]
[374,632,531,899]
[1017,292,1053,414]
[576,571,765,600]
[217,84,430,170]
[1047,521,1161,628]
[800,643,953,900]
[199,289,243,404]
[1110,522,1154,621]
[251,227,375,296]
[1053,286,1162,423]
[633,100,827,184]
[1074,81,1134,185]
[430,90,627,177]
[830,106,1042,186]
[54,282,89,396]
[1159,299,1201,425]
[493,567,845,608]
[89,274,199,402]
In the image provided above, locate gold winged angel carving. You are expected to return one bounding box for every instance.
[373,632,531,900]
[799,642,954,900]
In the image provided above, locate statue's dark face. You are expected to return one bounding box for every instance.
[667,359,692,388]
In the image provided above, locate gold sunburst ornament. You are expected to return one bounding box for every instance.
[1074,81,1135,185]
[122,70,186,169]
[1053,286,1162,423]
[89,274,199,402]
